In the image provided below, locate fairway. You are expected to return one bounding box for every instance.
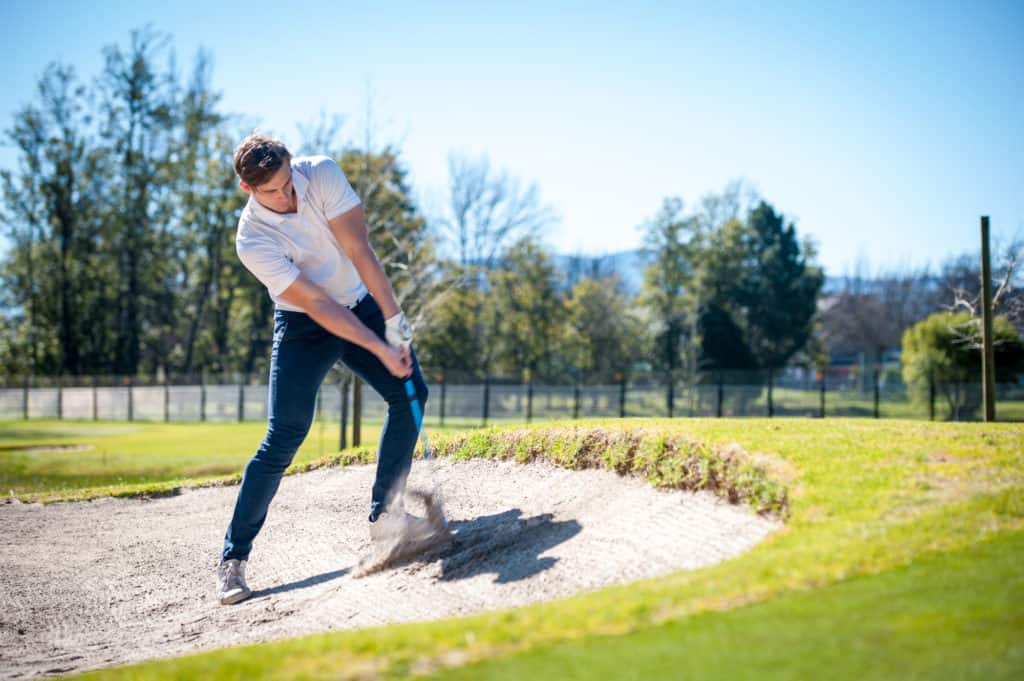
[0,420,406,502]
[0,418,1021,680]
[431,531,1024,680]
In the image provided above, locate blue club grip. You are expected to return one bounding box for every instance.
[405,378,423,431]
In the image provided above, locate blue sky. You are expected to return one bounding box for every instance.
[2,0,1022,276]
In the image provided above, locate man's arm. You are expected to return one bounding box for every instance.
[327,205,402,321]
[277,272,411,378]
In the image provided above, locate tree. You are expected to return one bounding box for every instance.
[901,312,1024,420]
[696,217,753,371]
[694,178,759,233]
[413,283,489,380]
[942,239,1024,339]
[172,53,245,376]
[564,275,645,383]
[696,301,757,372]
[440,153,555,273]
[736,202,824,371]
[96,27,178,375]
[339,146,438,327]
[0,63,107,377]
[428,156,556,379]
[818,259,940,383]
[491,239,565,382]
[640,197,699,376]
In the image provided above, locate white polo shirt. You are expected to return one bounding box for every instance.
[235,155,367,312]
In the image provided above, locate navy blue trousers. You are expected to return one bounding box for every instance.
[222,294,428,562]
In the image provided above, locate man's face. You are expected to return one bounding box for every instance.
[245,162,296,214]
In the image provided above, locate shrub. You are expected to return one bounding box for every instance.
[901,312,1024,420]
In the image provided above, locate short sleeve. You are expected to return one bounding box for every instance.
[314,157,362,220]
[236,236,301,297]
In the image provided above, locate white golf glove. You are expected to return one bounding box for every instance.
[385,311,413,352]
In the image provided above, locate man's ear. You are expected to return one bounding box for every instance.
[239,180,252,194]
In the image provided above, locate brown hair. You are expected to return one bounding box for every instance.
[233,133,292,188]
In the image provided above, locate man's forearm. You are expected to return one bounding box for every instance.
[307,296,388,356]
[350,244,402,320]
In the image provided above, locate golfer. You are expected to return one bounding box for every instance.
[216,133,428,605]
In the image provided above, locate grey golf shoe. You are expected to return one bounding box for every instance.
[217,559,252,605]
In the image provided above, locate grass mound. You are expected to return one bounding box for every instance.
[432,425,789,515]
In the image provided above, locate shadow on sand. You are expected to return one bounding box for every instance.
[255,509,580,595]
[438,508,582,583]
[251,567,351,599]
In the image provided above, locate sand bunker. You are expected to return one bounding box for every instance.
[0,457,780,679]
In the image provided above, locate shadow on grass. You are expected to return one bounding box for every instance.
[439,508,582,584]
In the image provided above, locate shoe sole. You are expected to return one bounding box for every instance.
[219,588,253,605]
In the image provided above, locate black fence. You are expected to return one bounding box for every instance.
[2,368,1022,424]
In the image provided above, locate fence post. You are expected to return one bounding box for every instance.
[163,375,170,423]
[573,381,581,420]
[339,373,349,451]
[666,373,674,418]
[819,370,826,419]
[127,376,134,422]
[526,377,533,423]
[237,381,245,423]
[439,375,446,428]
[56,373,63,420]
[482,375,491,427]
[980,215,996,422]
[200,371,207,423]
[688,377,696,417]
[767,369,774,417]
[92,375,99,421]
[23,375,30,420]
[873,368,880,419]
[317,384,323,425]
[352,377,362,447]
[716,373,724,418]
[617,373,626,418]
[929,367,936,421]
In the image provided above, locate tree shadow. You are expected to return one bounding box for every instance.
[251,567,350,598]
[437,508,582,584]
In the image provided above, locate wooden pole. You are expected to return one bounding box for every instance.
[339,374,349,451]
[873,367,880,419]
[980,216,996,421]
[819,370,826,419]
[352,377,362,447]
[482,375,491,426]
[440,375,447,427]
[716,373,724,418]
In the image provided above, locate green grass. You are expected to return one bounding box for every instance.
[0,420,389,502]
[48,417,1023,680]
[429,530,1024,680]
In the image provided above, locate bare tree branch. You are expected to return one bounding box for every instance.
[942,237,1023,348]
[440,153,556,271]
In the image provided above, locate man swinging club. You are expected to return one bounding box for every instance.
[216,133,434,605]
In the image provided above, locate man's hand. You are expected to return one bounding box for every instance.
[375,341,412,378]
[278,274,411,378]
[385,311,413,352]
